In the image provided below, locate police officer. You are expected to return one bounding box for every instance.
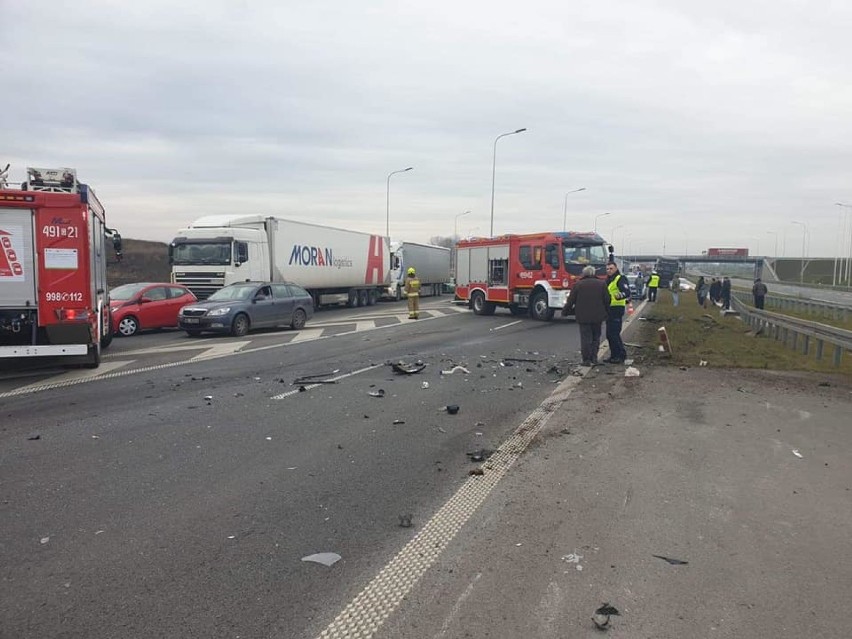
[605,261,631,364]
[647,270,660,301]
[404,267,421,319]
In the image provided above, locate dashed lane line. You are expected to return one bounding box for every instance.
[314,372,585,639]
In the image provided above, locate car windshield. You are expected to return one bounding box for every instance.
[171,242,232,265]
[111,283,150,300]
[207,285,256,301]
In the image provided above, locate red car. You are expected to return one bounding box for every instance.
[110,283,197,337]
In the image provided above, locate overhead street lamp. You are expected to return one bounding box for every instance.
[490,128,527,236]
[454,210,471,239]
[610,225,625,250]
[835,202,852,286]
[792,220,807,283]
[562,187,586,232]
[594,212,612,233]
[750,237,761,256]
[386,167,413,238]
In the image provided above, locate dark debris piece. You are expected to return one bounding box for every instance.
[592,603,620,630]
[27,433,41,441]
[652,554,689,565]
[398,514,413,528]
[466,449,494,463]
[390,361,426,375]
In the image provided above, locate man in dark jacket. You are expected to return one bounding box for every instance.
[752,278,768,309]
[563,265,610,365]
[721,276,732,310]
[604,261,632,364]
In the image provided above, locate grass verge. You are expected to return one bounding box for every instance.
[633,289,852,375]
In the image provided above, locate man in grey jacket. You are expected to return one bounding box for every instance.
[563,265,610,365]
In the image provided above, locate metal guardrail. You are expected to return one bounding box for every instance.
[759,293,851,322]
[731,295,852,367]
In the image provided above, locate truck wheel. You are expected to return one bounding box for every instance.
[291,309,307,330]
[395,287,402,302]
[101,311,114,348]
[358,290,369,307]
[368,290,378,306]
[530,290,555,321]
[84,344,101,369]
[348,290,359,307]
[231,313,250,337]
[508,304,525,316]
[118,316,139,337]
[471,291,496,316]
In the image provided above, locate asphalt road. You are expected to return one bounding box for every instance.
[0,298,585,639]
[730,278,852,307]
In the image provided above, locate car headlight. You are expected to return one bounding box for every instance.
[207,307,231,316]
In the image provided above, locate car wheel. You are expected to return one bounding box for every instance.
[291,309,307,330]
[231,313,250,337]
[118,316,139,337]
[530,290,555,321]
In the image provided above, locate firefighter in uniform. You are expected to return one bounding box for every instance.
[647,270,660,302]
[605,261,631,364]
[404,267,421,319]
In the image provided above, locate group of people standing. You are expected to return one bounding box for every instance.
[562,262,631,366]
[696,276,732,309]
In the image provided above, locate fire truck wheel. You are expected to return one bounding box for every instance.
[530,290,555,321]
[471,291,496,316]
[231,313,250,337]
[508,304,525,316]
[84,344,101,369]
[117,316,139,337]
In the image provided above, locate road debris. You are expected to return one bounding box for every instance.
[699,360,708,366]
[392,419,405,425]
[624,367,641,377]
[367,389,386,398]
[466,449,494,462]
[468,468,484,476]
[390,361,426,375]
[792,449,803,459]
[652,554,689,565]
[27,433,41,441]
[40,537,50,545]
[592,603,620,630]
[440,365,470,375]
[421,381,430,389]
[398,514,413,528]
[445,405,460,415]
[301,552,342,567]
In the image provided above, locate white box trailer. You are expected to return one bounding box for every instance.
[385,241,452,300]
[170,216,390,307]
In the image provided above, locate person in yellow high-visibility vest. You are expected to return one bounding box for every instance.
[404,267,421,319]
[647,270,660,302]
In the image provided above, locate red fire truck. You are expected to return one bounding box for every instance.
[0,166,121,368]
[456,231,611,320]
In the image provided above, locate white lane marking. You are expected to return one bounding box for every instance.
[355,321,375,333]
[434,573,482,639]
[271,364,383,400]
[189,341,251,360]
[13,360,137,393]
[315,374,585,639]
[289,329,325,344]
[491,320,522,332]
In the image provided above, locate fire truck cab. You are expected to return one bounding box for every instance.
[0,166,119,368]
[456,231,611,321]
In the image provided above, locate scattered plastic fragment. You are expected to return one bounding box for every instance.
[298,386,307,392]
[699,360,708,367]
[204,395,213,401]
[95,530,105,535]
[40,536,50,544]
[368,389,386,398]
[391,361,426,375]
[301,552,342,567]
[393,419,405,425]
[652,554,689,565]
[421,381,430,389]
[445,405,460,415]
[440,365,470,375]
[468,468,484,476]
[466,449,494,462]
[398,514,413,528]
[623,359,634,366]
[437,427,447,433]
[792,449,803,459]
[624,367,641,377]
[227,535,236,539]
[592,603,620,630]
[27,434,41,441]
[266,437,272,441]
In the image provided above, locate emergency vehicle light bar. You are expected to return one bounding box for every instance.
[25,167,79,193]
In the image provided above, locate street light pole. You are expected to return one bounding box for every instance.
[836,203,852,286]
[594,212,612,233]
[454,210,470,240]
[386,167,413,238]
[490,128,527,237]
[610,224,625,250]
[766,231,778,258]
[792,221,807,283]
[750,237,761,256]
[562,187,586,232]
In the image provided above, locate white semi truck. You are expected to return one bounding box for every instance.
[170,216,390,307]
[385,241,452,300]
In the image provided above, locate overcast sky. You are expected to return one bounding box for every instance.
[3,0,851,257]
